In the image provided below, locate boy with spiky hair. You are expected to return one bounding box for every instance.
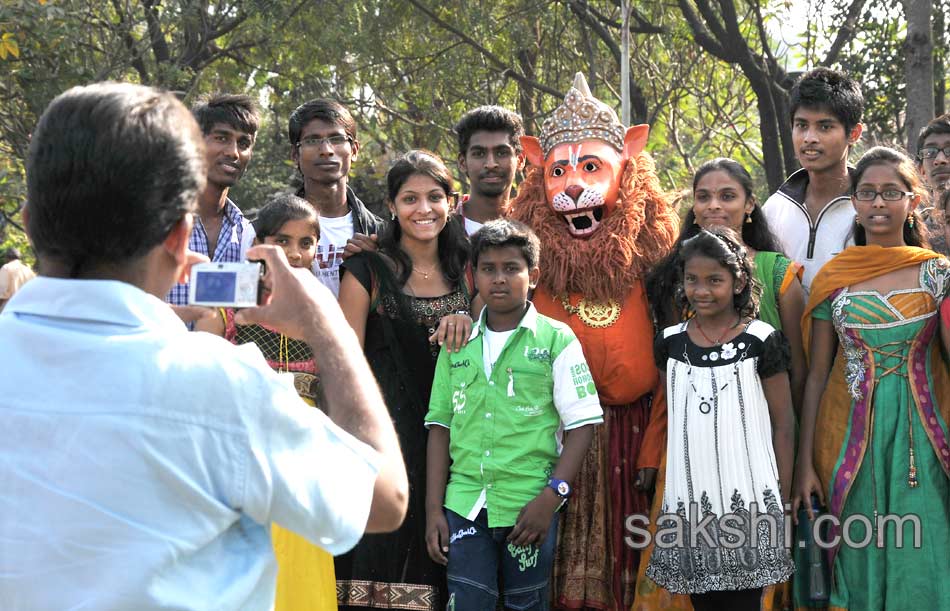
[762,68,864,297]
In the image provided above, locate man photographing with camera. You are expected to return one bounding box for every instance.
[0,82,408,610]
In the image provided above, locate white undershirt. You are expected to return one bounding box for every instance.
[463,216,484,236]
[482,328,516,379]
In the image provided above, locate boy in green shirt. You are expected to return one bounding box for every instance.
[424,219,602,611]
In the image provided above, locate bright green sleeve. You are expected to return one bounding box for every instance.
[811,298,833,321]
[424,346,453,428]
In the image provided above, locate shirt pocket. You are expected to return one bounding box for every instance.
[509,363,553,408]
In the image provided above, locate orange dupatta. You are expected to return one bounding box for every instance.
[802,245,942,352]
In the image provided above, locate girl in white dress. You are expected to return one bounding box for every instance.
[645,227,795,611]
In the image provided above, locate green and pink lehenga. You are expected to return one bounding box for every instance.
[805,249,950,610]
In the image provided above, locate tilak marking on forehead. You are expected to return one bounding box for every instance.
[569,144,583,172]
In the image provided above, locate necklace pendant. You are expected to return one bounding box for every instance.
[560,295,622,328]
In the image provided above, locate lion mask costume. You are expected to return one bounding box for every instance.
[508,72,677,611]
[511,73,678,304]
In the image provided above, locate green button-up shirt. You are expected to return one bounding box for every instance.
[425,304,603,527]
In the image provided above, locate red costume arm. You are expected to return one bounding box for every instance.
[636,374,666,471]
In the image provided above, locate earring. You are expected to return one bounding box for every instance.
[855,217,861,226]
[745,212,752,224]
[390,212,396,221]
[908,213,915,228]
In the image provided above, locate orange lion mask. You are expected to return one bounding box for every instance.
[511,128,677,303]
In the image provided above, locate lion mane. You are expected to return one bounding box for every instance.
[509,151,679,303]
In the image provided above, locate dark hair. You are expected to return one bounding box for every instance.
[789,67,864,132]
[378,150,469,288]
[915,113,950,160]
[645,158,781,328]
[26,82,204,275]
[849,146,929,248]
[192,93,260,138]
[689,158,782,251]
[252,193,319,241]
[470,219,541,268]
[455,106,525,155]
[675,227,759,320]
[288,98,357,146]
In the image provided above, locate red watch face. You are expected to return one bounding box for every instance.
[557,481,570,496]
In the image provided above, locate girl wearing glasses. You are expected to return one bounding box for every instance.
[795,146,950,609]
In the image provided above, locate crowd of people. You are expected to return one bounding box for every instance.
[1,63,950,611]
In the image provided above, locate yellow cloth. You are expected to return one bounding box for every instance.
[272,395,338,611]
[273,525,337,611]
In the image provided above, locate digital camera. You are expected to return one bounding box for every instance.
[188,262,263,308]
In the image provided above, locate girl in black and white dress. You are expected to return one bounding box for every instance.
[645,227,795,611]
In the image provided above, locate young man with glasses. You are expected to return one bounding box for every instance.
[915,113,950,254]
[166,94,260,323]
[286,99,384,296]
[762,68,864,298]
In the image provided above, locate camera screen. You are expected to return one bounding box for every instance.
[194,271,236,303]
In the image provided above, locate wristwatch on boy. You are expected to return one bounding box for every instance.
[547,478,572,512]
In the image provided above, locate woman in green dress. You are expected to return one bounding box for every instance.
[795,146,950,610]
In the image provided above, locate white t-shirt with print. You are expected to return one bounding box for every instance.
[313,212,353,297]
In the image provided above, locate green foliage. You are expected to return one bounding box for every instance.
[0,0,940,246]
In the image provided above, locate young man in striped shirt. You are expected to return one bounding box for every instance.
[167,94,259,323]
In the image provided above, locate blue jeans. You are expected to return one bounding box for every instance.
[445,508,558,611]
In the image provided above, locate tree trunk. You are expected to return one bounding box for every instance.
[621,0,631,126]
[903,0,935,153]
[517,46,539,135]
[747,72,785,192]
[934,7,946,117]
[771,80,797,176]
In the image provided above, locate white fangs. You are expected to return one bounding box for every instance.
[563,210,599,236]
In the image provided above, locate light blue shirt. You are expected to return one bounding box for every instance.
[0,277,380,610]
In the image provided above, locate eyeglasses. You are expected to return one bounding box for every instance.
[296,135,351,149]
[853,189,915,202]
[918,146,950,160]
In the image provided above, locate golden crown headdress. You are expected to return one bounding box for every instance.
[539,72,625,156]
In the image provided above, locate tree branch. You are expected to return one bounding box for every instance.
[403,0,563,98]
[821,0,868,66]
[142,0,171,65]
[589,0,667,34]
[677,0,732,61]
[691,0,731,48]
[109,0,149,82]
